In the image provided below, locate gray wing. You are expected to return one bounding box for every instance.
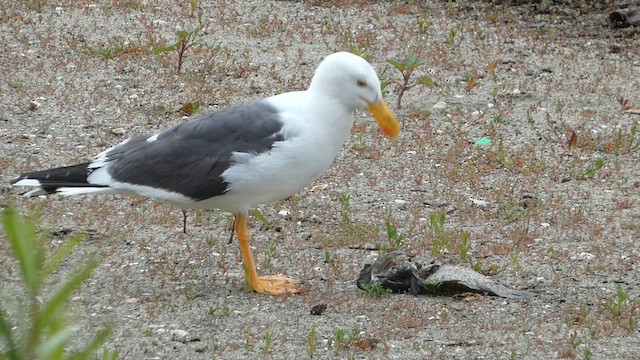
[412,265,538,299]
[102,101,286,200]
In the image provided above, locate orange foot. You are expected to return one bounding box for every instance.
[250,275,302,295]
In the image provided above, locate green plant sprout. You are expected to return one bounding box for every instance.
[385,220,404,248]
[429,211,452,258]
[324,250,336,268]
[566,158,606,181]
[610,285,630,316]
[306,327,317,357]
[464,71,478,93]
[386,53,434,109]
[459,231,471,262]
[363,282,392,298]
[0,206,116,359]
[339,193,351,225]
[262,330,273,354]
[446,27,457,46]
[417,13,432,34]
[152,7,208,73]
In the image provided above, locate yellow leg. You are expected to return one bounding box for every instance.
[234,212,301,295]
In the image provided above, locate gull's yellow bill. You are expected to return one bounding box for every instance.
[368,100,399,139]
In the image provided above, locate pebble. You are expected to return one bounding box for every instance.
[433,101,447,109]
[310,183,328,192]
[171,329,190,343]
[28,100,41,111]
[469,197,488,207]
[112,128,126,135]
[578,252,595,260]
[278,209,291,218]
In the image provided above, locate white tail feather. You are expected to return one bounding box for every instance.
[56,187,121,196]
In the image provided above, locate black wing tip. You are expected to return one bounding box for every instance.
[10,175,27,185]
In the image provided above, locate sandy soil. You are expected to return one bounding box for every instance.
[1,1,639,359]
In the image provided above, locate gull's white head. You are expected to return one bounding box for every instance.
[309,52,399,139]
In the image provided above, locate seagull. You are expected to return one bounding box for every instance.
[11,52,399,295]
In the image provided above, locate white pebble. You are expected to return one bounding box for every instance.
[29,100,41,111]
[578,252,595,261]
[470,197,488,207]
[433,101,447,109]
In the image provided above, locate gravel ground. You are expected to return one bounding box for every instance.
[1,1,639,359]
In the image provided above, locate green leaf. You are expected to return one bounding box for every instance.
[419,75,434,88]
[0,308,18,359]
[68,327,115,360]
[406,53,417,66]
[250,210,271,229]
[36,258,100,333]
[36,325,79,359]
[406,53,426,69]
[3,207,41,296]
[380,80,390,93]
[176,30,190,39]
[102,349,119,360]
[386,59,406,72]
[152,44,179,55]
[42,232,86,278]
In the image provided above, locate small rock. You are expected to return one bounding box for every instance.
[171,329,189,343]
[310,303,327,316]
[278,209,291,218]
[470,197,488,207]
[394,199,406,205]
[578,252,595,261]
[433,101,447,109]
[310,184,328,192]
[28,100,41,111]
[111,128,126,135]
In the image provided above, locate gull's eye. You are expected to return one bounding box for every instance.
[357,80,367,87]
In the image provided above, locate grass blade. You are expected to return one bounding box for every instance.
[2,207,41,296]
[36,258,99,333]
[36,325,79,359]
[68,327,115,360]
[0,307,19,359]
[42,232,86,279]
[250,209,271,229]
